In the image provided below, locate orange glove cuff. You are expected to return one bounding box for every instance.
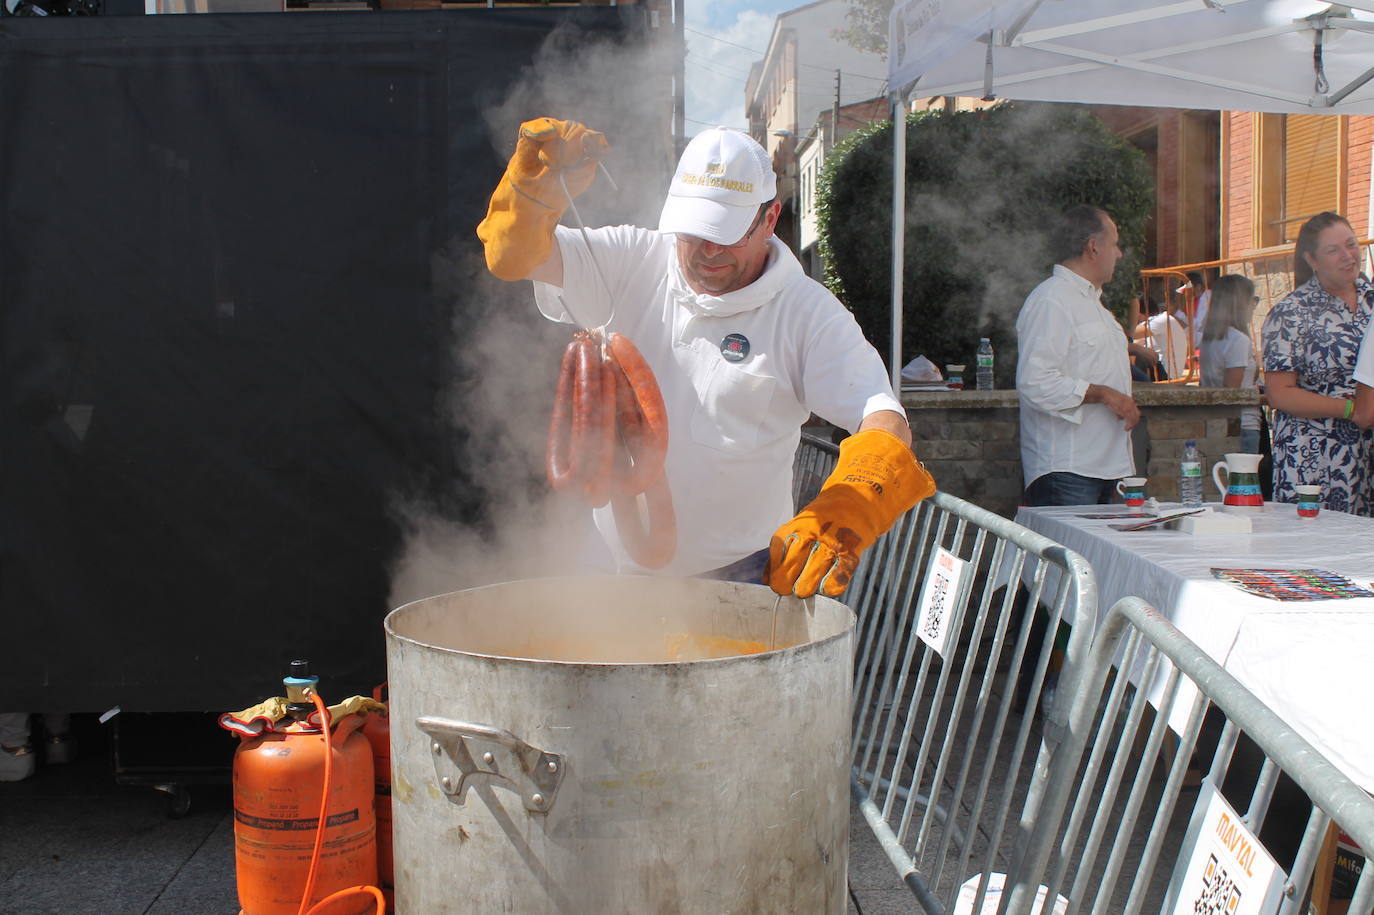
[476,117,608,281]
[766,428,935,598]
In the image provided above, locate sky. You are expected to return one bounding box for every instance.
[683,0,805,135]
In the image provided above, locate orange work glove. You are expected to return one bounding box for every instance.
[476,117,608,281]
[766,428,935,598]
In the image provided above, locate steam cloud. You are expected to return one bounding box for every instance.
[914,102,1147,332]
[387,21,677,610]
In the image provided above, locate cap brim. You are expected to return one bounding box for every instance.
[658,195,758,245]
[1174,284,1189,294]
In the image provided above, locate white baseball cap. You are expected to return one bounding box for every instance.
[658,127,777,245]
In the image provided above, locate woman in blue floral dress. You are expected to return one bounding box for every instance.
[1261,212,1374,515]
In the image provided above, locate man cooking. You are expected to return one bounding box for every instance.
[477,119,934,598]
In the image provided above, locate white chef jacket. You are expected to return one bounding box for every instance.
[1016,265,1135,487]
[534,225,903,576]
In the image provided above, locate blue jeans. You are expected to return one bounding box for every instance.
[699,548,771,584]
[1023,472,1118,507]
[1239,428,1261,454]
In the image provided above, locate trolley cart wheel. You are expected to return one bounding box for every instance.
[155,783,192,818]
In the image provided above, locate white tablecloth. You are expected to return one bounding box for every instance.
[1014,502,1374,792]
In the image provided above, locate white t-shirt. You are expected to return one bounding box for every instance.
[534,225,902,577]
[1016,265,1135,487]
[1200,328,1261,431]
[1141,312,1188,378]
[1354,319,1374,388]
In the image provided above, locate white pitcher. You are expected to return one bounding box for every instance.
[1211,452,1264,511]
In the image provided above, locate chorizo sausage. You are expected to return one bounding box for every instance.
[549,330,671,519]
[545,337,579,490]
[609,358,663,496]
[569,333,599,487]
[582,358,617,508]
[607,333,668,467]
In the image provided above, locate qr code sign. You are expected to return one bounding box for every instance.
[917,548,965,656]
[1172,784,1276,915]
[923,568,951,640]
[1194,854,1242,915]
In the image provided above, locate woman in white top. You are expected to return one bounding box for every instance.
[1200,274,1262,453]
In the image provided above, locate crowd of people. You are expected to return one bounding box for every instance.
[1018,206,1374,516]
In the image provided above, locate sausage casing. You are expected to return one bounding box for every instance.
[607,332,668,488]
[582,359,616,508]
[545,337,579,490]
[610,358,663,495]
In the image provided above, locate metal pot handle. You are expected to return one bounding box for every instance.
[416,716,564,814]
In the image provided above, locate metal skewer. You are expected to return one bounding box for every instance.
[596,161,619,192]
[558,170,617,332]
[768,592,783,651]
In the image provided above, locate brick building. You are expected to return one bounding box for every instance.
[990,106,1373,299]
[744,0,887,272]
[1090,107,1222,271]
[1221,113,1374,258]
[794,95,890,277]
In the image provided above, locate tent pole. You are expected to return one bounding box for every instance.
[889,92,907,393]
[1327,64,1374,107]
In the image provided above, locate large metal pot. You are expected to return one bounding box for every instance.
[384,575,854,913]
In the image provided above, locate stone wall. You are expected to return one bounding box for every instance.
[898,385,1262,518]
[903,391,1024,519]
[1132,385,1261,503]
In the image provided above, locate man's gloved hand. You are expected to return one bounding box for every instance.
[766,428,936,598]
[477,117,609,281]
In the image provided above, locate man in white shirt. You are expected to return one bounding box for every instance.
[477,119,934,597]
[1179,270,1211,350]
[1017,205,1139,506]
[1133,297,1188,380]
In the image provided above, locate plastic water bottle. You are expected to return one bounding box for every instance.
[1180,440,1204,507]
[975,337,994,391]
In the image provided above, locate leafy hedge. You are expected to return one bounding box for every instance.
[817,103,1154,387]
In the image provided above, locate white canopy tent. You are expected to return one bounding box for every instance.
[881,0,1374,387]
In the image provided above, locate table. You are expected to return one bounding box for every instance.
[1014,502,1374,793]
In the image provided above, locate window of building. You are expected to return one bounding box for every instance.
[1282,114,1341,242]
[1255,113,1344,247]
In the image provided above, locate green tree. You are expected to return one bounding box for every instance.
[817,102,1154,387]
[833,0,892,58]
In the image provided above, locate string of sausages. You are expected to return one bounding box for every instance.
[547,330,676,568]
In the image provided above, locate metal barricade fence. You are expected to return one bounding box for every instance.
[1002,596,1374,915]
[794,432,1101,912]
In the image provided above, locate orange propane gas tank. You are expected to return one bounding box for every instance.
[361,684,392,899]
[232,668,377,915]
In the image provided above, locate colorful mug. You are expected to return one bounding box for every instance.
[1211,452,1264,511]
[946,364,966,390]
[1116,476,1147,507]
[1295,484,1321,519]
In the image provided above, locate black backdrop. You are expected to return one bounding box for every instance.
[0,9,661,710]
